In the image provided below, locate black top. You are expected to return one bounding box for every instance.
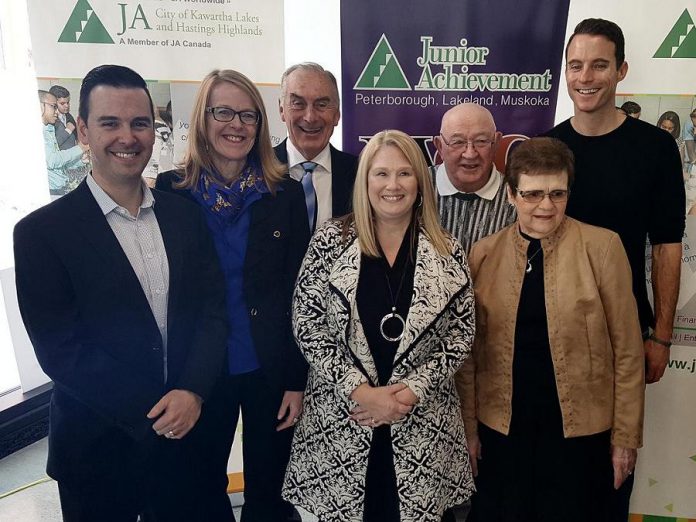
[511,233,561,434]
[545,117,685,330]
[357,226,416,386]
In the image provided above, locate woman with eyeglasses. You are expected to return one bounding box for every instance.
[156,69,309,521]
[457,137,645,522]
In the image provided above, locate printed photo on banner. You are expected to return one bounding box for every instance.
[37,78,173,197]
[616,94,696,216]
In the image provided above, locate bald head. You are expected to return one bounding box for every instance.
[435,103,500,193]
[440,103,497,136]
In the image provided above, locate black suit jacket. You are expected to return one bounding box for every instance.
[274,139,358,218]
[156,171,310,391]
[13,180,227,483]
[54,113,78,150]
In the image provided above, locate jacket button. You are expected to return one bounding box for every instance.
[153,346,160,351]
[250,308,258,316]
[273,230,281,238]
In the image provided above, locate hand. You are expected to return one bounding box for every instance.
[147,389,203,440]
[611,445,637,490]
[349,383,413,427]
[66,122,75,133]
[468,433,482,477]
[394,386,418,407]
[644,338,670,383]
[276,390,304,431]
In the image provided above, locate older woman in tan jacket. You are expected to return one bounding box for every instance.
[457,137,645,522]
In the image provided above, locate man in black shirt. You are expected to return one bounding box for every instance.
[546,18,685,520]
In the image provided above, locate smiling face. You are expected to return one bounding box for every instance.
[565,34,627,117]
[205,81,258,180]
[509,171,569,239]
[280,68,340,160]
[367,145,419,227]
[77,86,154,186]
[435,104,500,193]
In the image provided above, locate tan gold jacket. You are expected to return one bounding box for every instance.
[456,217,645,448]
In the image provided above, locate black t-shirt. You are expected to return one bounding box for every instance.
[545,116,685,330]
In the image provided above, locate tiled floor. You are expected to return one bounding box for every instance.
[0,439,468,521]
[0,438,318,521]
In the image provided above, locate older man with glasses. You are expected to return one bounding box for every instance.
[38,89,89,198]
[432,102,516,254]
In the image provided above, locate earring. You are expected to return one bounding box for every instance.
[416,193,423,208]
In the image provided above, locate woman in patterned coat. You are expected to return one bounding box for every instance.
[283,130,475,522]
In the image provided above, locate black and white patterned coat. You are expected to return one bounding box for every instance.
[283,220,475,521]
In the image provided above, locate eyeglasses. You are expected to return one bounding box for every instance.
[205,107,260,125]
[439,134,494,152]
[515,189,569,203]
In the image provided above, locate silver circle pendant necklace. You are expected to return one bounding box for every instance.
[380,261,409,342]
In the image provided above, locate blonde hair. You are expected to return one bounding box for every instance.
[176,69,285,192]
[350,130,450,257]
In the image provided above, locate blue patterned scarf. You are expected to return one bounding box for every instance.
[192,161,269,222]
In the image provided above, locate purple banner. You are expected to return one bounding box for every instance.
[340,0,571,167]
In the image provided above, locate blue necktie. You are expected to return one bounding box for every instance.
[300,161,318,231]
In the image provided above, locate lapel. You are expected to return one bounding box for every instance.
[394,231,467,363]
[327,233,379,384]
[67,181,161,330]
[327,229,468,384]
[329,145,350,217]
[151,191,183,327]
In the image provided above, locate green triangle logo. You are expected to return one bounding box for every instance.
[354,34,411,90]
[58,0,114,44]
[648,478,658,487]
[654,9,696,58]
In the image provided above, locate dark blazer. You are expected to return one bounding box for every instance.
[156,171,310,391]
[13,180,227,483]
[274,139,358,218]
[54,113,78,150]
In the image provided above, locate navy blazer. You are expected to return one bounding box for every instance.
[274,139,358,218]
[14,180,227,483]
[156,171,310,391]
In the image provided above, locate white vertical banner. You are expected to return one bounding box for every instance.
[561,2,696,520]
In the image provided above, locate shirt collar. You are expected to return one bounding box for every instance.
[435,163,502,200]
[286,139,332,173]
[86,173,154,216]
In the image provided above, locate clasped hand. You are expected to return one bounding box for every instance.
[349,383,418,428]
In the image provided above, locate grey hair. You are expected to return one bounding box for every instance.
[280,62,340,105]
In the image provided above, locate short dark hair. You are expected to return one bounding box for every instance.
[505,137,575,190]
[49,85,70,99]
[566,18,625,68]
[79,65,154,123]
[621,101,641,115]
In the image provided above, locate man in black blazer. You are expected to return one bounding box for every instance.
[49,85,78,150]
[14,65,227,521]
[275,63,357,230]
